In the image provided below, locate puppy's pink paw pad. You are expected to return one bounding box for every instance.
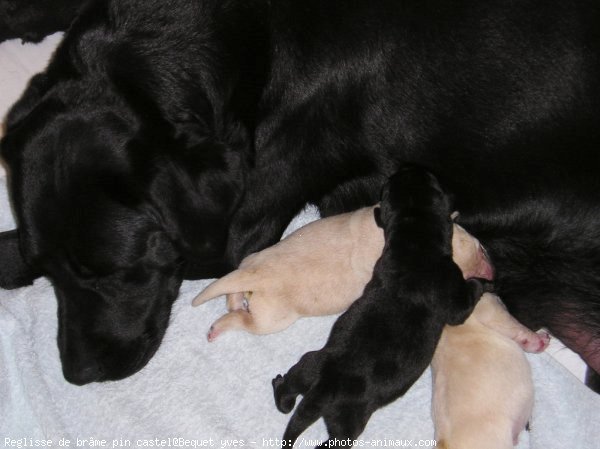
[519,338,537,352]
[520,331,550,353]
[207,325,220,342]
[536,331,551,352]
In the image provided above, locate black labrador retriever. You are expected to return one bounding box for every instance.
[0,0,263,383]
[272,166,484,445]
[0,0,91,43]
[0,0,599,392]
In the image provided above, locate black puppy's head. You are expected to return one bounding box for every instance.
[0,67,243,384]
[375,165,452,231]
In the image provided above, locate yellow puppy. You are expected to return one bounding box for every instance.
[193,206,493,340]
[432,292,550,449]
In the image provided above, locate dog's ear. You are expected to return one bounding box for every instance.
[0,230,40,289]
[446,277,489,326]
[464,278,496,309]
[5,74,53,130]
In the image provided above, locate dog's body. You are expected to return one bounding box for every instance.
[193,206,384,339]
[222,0,600,385]
[0,0,599,387]
[193,207,493,340]
[272,167,484,445]
[0,0,88,43]
[432,292,549,449]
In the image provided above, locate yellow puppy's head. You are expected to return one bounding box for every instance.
[452,224,494,281]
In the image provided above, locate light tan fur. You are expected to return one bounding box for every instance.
[193,206,493,340]
[432,292,550,449]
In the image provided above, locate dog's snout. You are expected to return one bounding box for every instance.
[62,359,105,385]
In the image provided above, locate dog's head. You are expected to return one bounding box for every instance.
[0,30,246,384]
[375,165,452,231]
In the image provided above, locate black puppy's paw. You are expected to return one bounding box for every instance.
[272,374,297,413]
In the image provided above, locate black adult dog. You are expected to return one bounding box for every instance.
[0,0,91,43]
[0,0,599,391]
[0,0,267,384]
[272,167,484,445]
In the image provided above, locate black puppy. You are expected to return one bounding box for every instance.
[272,167,483,446]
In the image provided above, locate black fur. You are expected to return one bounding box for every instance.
[586,368,600,394]
[272,167,483,446]
[0,0,599,388]
[223,0,600,384]
[0,230,39,288]
[0,0,267,383]
[0,0,88,43]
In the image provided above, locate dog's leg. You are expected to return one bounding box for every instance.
[206,310,254,341]
[320,405,370,448]
[273,351,325,413]
[553,325,600,381]
[207,303,297,340]
[281,386,328,447]
[225,151,329,265]
[476,293,551,353]
[192,270,254,306]
[280,359,371,447]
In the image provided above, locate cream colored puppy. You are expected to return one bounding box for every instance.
[193,206,493,340]
[432,292,550,449]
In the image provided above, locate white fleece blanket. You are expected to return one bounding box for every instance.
[1,35,599,449]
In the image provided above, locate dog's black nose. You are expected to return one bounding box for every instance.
[63,362,105,385]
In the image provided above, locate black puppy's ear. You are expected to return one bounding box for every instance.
[5,74,52,130]
[0,230,40,289]
[374,206,383,229]
[465,277,487,302]
[446,278,489,326]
